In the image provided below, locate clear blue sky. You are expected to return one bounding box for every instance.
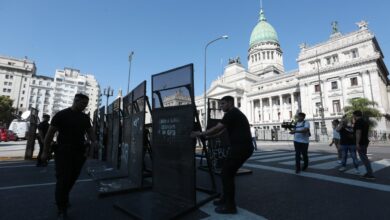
[1,0,389,104]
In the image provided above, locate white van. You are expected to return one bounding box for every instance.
[9,120,29,140]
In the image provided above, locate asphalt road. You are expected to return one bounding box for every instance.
[1,141,389,219]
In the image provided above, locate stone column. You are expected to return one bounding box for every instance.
[279,95,283,121]
[259,98,263,122]
[291,92,295,118]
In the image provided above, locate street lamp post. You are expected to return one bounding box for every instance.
[103,86,114,113]
[315,52,327,135]
[127,51,134,94]
[203,35,228,130]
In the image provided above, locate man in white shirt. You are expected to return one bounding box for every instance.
[289,112,310,174]
[250,125,258,151]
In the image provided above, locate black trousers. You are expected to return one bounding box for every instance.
[54,146,86,211]
[221,147,253,208]
[294,141,309,170]
[37,137,44,164]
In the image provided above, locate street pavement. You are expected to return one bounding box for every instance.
[1,141,390,219]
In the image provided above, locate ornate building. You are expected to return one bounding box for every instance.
[196,9,390,134]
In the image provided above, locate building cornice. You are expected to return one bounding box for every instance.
[247,84,299,97]
[297,55,380,80]
[297,30,373,61]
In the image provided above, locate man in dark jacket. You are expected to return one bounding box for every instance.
[192,96,253,214]
[41,94,97,219]
[353,110,375,179]
[36,114,50,167]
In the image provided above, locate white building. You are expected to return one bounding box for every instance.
[196,9,390,134]
[0,55,36,115]
[52,68,100,117]
[28,75,54,119]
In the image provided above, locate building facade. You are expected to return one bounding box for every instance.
[196,9,390,135]
[52,68,100,117]
[0,56,36,115]
[28,75,54,119]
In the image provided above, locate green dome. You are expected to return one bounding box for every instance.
[249,9,279,46]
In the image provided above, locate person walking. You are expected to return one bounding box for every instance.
[36,114,50,167]
[191,96,253,214]
[41,94,97,219]
[329,119,342,164]
[289,112,310,174]
[250,125,258,151]
[353,110,375,179]
[337,116,360,174]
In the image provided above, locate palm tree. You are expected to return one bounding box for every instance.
[343,98,382,128]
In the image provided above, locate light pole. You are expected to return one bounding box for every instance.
[204,35,228,130]
[315,52,327,135]
[127,51,134,94]
[103,86,114,113]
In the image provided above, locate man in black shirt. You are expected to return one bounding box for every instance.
[353,110,375,179]
[36,114,50,167]
[41,94,97,219]
[192,96,253,214]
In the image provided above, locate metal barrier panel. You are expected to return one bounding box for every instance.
[152,105,195,205]
[207,118,229,170]
[105,104,114,163]
[128,111,145,187]
[121,92,132,174]
[98,107,105,161]
[111,98,121,169]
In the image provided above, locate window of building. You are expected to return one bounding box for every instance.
[22,90,25,94]
[314,84,320,92]
[350,77,358,86]
[7,89,11,92]
[351,49,359,58]
[8,82,12,86]
[262,52,265,59]
[10,75,13,79]
[24,78,27,81]
[332,54,339,63]
[23,84,26,88]
[2,88,6,92]
[39,81,42,85]
[5,75,9,79]
[32,80,35,84]
[267,51,270,59]
[237,97,241,108]
[20,104,23,107]
[21,97,24,101]
[332,100,341,113]
[314,122,320,129]
[331,81,338,90]
[326,57,331,65]
[4,82,7,85]
[271,51,274,59]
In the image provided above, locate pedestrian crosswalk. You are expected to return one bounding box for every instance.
[248,150,389,175]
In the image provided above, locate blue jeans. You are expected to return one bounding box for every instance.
[340,144,359,168]
[252,137,258,151]
[357,145,373,175]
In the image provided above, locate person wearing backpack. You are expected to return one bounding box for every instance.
[289,112,310,174]
[337,115,360,174]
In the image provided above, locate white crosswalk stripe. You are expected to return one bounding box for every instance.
[259,153,320,163]
[279,155,336,165]
[249,150,387,174]
[345,159,390,175]
[250,152,294,160]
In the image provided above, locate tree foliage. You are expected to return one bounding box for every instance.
[0,96,15,127]
[343,98,382,128]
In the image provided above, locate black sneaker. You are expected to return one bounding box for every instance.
[215,205,237,214]
[361,173,376,180]
[57,210,68,220]
[213,198,225,206]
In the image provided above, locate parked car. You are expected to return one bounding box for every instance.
[7,130,18,141]
[0,128,8,142]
